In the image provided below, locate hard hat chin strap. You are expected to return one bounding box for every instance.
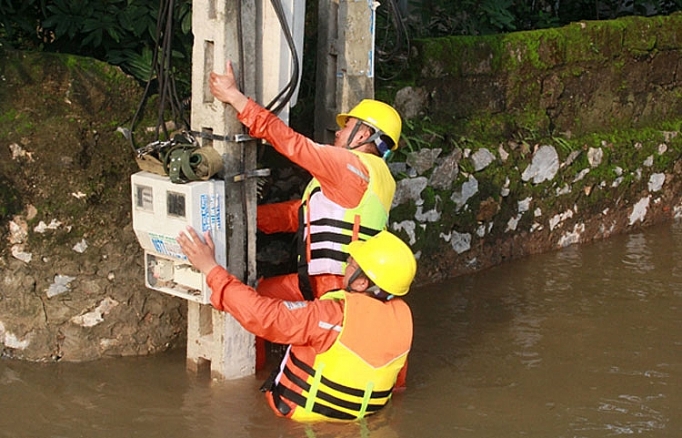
[345,267,366,292]
[345,267,393,300]
[344,120,364,150]
[345,120,390,160]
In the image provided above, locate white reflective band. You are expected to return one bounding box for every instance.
[283,301,309,310]
[308,224,340,234]
[346,163,370,183]
[318,321,342,332]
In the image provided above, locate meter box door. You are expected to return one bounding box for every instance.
[131,171,227,304]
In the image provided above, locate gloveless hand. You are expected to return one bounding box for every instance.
[209,60,248,113]
[177,227,219,276]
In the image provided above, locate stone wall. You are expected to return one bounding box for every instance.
[381,14,682,285]
[390,13,682,139]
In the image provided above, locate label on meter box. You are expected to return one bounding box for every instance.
[149,232,187,261]
[200,193,223,232]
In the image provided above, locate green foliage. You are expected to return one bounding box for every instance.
[402,0,682,39]
[0,0,192,91]
[405,0,518,38]
[399,117,439,156]
[372,0,682,82]
[552,136,578,154]
[0,0,45,50]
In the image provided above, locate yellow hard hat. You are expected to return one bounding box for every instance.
[348,230,416,296]
[336,99,402,149]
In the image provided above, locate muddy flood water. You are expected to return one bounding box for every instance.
[2,221,682,438]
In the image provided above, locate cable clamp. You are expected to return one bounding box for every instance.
[232,168,271,182]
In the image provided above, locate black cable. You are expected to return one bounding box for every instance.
[158,0,188,138]
[127,0,166,153]
[128,0,190,155]
[264,0,300,115]
[155,0,170,140]
[375,0,410,81]
[164,1,189,131]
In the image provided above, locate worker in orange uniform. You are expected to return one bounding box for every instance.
[209,61,402,303]
[177,226,416,422]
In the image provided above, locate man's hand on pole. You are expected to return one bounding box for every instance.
[209,60,248,113]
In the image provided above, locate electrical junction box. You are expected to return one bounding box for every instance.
[131,171,226,304]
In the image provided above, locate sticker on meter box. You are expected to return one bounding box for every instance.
[200,194,223,232]
[149,232,187,260]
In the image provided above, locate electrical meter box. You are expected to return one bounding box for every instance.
[131,171,226,304]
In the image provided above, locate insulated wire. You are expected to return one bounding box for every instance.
[157,0,189,137]
[128,0,189,152]
[156,0,172,140]
[375,0,410,81]
[264,0,300,115]
[127,0,167,152]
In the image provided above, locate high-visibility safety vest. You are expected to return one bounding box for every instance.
[265,291,413,422]
[297,152,395,299]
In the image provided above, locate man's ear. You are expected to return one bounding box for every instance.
[349,275,370,292]
[351,125,371,145]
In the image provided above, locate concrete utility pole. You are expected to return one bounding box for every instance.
[188,0,258,379]
[314,0,377,144]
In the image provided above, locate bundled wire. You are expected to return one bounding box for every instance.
[375,0,410,81]
[264,0,300,115]
[127,0,191,154]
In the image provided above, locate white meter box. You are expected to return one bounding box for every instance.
[131,171,226,304]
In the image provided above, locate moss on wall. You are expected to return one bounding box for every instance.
[379,14,682,283]
[399,14,682,143]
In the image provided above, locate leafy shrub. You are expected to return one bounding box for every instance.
[0,0,193,92]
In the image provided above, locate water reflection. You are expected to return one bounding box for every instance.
[623,233,655,273]
[406,221,682,437]
[2,222,682,437]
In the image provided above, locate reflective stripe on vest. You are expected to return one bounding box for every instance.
[297,152,395,289]
[271,291,412,421]
[272,352,389,420]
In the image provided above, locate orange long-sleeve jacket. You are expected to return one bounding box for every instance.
[237,99,370,234]
[207,265,342,351]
